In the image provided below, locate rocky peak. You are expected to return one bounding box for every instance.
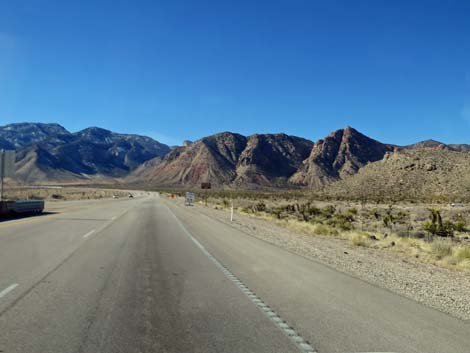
[290,127,394,186]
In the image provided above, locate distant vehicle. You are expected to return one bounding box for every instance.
[450,203,465,208]
[128,194,134,198]
[113,195,119,199]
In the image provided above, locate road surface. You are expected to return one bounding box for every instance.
[0,195,469,353]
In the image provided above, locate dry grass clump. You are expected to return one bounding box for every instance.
[349,233,371,247]
[456,259,470,271]
[431,240,453,259]
[454,246,470,261]
[313,223,339,237]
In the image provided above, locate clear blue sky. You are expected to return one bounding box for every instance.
[1,0,469,146]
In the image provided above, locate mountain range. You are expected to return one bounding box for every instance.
[2,122,470,199]
[0,123,169,183]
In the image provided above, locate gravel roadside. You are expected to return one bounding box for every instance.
[173,198,470,321]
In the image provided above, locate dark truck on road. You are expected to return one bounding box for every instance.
[0,199,45,217]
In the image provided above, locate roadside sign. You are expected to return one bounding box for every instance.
[185,192,195,206]
[0,150,15,177]
[1,150,15,201]
[201,182,211,189]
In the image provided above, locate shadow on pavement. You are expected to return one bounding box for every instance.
[0,211,58,223]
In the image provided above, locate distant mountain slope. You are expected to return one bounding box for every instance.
[404,139,470,152]
[132,132,247,186]
[448,144,470,152]
[0,123,169,183]
[290,127,396,187]
[130,132,314,187]
[71,127,170,171]
[0,137,15,150]
[404,139,447,150]
[0,123,69,149]
[14,145,84,182]
[323,149,470,201]
[235,134,313,186]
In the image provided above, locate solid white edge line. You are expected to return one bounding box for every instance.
[0,283,18,299]
[163,202,317,353]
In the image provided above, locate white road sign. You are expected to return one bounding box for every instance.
[185,192,195,206]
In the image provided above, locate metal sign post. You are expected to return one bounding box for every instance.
[0,150,15,201]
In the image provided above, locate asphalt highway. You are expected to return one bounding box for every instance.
[0,195,469,353]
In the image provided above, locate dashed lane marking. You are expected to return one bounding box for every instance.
[164,203,317,353]
[83,230,96,238]
[0,284,18,299]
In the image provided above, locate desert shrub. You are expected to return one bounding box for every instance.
[440,221,455,237]
[423,220,436,235]
[239,207,252,214]
[350,234,369,247]
[423,209,454,237]
[271,208,284,220]
[395,210,410,224]
[307,205,321,216]
[452,214,466,232]
[383,215,393,229]
[431,240,453,259]
[454,221,466,232]
[370,208,380,220]
[338,221,354,231]
[348,207,358,215]
[252,202,266,212]
[321,205,336,219]
[313,224,339,237]
[456,259,470,271]
[328,213,354,231]
[454,246,470,262]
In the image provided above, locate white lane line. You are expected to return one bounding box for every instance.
[83,230,96,238]
[0,283,18,299]
[83,207,137,239]
[164,203,317,353]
